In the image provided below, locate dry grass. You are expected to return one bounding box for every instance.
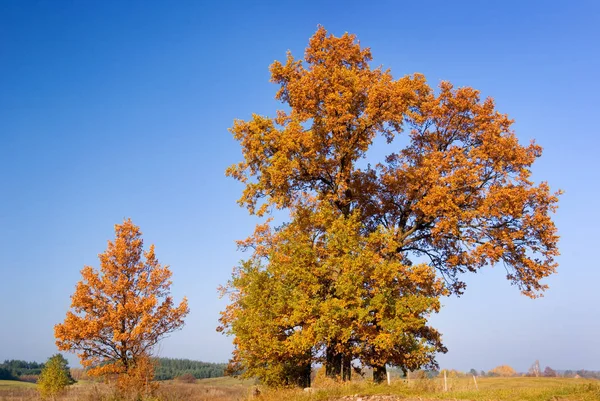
[1,376,598,401]
[255,377,600,401]
[155,378,255,401]
[0,377,255,401]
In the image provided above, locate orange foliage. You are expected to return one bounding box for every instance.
[490,365,517,377]
[54,219,189,383]
[221,26,561,385]
[227,26,560,298]
[115,356,159,398]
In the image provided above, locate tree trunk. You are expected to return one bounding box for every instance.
[325,345,342,379]
[297,362,312,388]
[373,364,387,384]
[342,354,352,381]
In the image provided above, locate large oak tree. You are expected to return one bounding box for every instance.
[220,27,560,385]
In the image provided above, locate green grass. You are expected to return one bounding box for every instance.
[0,379,36,389]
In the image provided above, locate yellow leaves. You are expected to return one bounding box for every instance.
[37,355,72,399]
[54,218,189,382]
[223,26,560,384]
[490,365,517,377]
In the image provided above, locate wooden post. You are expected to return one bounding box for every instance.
[473,375,478,390]
[443,370,448,392]
[387,369,391,386]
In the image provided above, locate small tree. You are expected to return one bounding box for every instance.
[37,354,72,400]
[544,366,557,377]
[55,219,189,391]
[489,365,517,377]
[176,373,197,384]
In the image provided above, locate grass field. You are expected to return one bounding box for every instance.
[0,376,598,401]
[256,376,600,401]
[0,380,36,389]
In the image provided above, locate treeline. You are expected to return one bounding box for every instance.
[0,357,226,382]
[560,370,600,379]
[153,358,225,380]
[0,360,44,380]
[389,367,600,379]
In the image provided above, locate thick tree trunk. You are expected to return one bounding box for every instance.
[342,354,352,381]
[373,364,387,384]
[325,346,342,379]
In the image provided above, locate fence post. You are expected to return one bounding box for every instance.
[473,374,478,390]
[444,370,448,392]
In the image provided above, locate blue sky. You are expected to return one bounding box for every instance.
[0,0,598,372]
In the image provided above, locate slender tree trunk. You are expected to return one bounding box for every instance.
[373,364,387,384]
[325,345,342,379]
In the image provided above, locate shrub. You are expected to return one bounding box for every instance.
[38,354,72,399]
[176,373,197,383]
[115,356,159,399]
[19,374,39,383]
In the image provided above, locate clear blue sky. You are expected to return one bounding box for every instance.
[1,0,598,373]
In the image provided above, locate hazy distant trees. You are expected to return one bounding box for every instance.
[153,358,225,380]
[0,359,46,382]
[528,360,541,377]
[0,357,225,383]
[0,367,15,380]
[0,360,44,377]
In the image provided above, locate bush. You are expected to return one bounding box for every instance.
[115,356,158,399]
[19,374,39,383]
[176,373,197,383]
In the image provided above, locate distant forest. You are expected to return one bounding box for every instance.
[1,358,225,382]
[0,360,44,380]
[154,358,225,380]
[2,358,598,382]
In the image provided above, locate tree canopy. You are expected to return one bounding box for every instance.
[220,26,560,386]
[54,219,189,381]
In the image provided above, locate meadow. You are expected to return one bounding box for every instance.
[1,376,598,401]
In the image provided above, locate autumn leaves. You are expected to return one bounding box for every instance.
[54,26,560,390]
[219,27,560,386]
[54,219,189,394]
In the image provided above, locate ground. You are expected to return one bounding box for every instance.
[0,376,598,401]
